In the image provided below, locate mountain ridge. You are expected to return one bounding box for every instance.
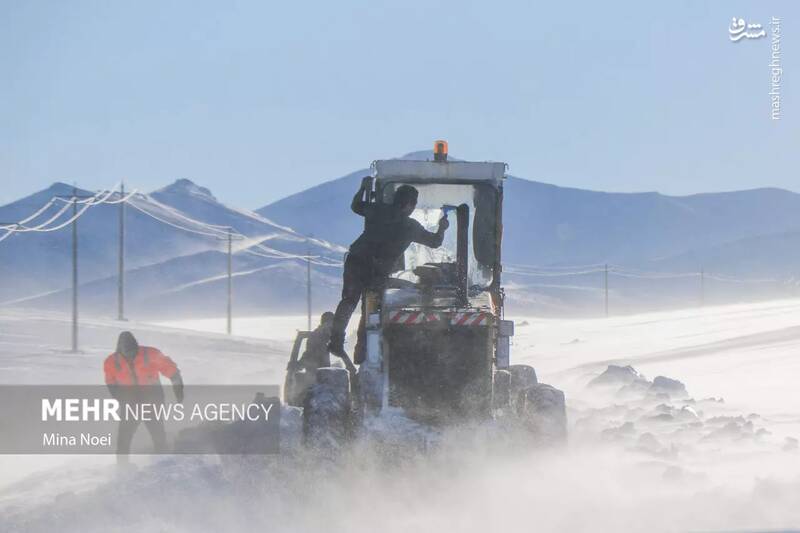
[3,151,800,317]
[257,151,800,268]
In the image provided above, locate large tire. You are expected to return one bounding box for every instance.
[303,367,353,451]
[509,364,538,412]
[492,369,511,412]
[518,383,567,444]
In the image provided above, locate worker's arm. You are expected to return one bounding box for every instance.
[295,350,311,370]
[350,176,372,216]
[411,215,449,248]
[152,348,184,402]
[170,372,184,403]
[296,332,326,370]
[103,356,120,400]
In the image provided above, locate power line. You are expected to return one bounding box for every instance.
[126,195,343,266]
[13,198,57,225]
[118,183,126,321]
[505,262,782,285]
[126,200,231,238]
[608,270,701,280]
[604,263,609,317]
[0,186,125,239]
[506,261,607,271]
[54,187,98,353]
[143,196,232,231]
[505,267,607,277]
[2,201,74,232]
[705,273,778,284]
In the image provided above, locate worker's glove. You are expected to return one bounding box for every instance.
[438,216,450,231]
[171,372,185,403]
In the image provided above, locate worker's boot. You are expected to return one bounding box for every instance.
[353,341,366,365]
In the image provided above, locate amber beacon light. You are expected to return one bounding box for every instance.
[433,140,448,162]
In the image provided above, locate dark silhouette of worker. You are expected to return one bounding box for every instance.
[103,331,183,462]
[295,311,335,373]
[286,312,335,405]
[328,178,449,360]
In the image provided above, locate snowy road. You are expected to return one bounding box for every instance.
[1,301,799,532]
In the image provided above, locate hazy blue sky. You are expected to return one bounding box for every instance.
[1,0,797,207]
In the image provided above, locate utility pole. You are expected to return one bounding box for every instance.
[604,263,609,317]
[306,235,312,331]
[55,188,93,352]
[227,227,232,335]
[117,182,125,321]
[71,187,78,352]
[700,268,705,308]
[219,227,243,336]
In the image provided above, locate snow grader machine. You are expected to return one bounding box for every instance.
[284,141,566,449]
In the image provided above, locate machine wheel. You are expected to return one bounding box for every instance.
[517,383,567,444]
[492,369,511,412]
[508,364,538,412]
[302,367,353,451]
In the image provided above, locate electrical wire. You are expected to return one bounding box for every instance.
[126,200,231,238]
[126,195,343,266]
[7,198,57,226]
[99,189,139,205]
[143,196,231,232]
[505,267,607,277]
[609,270,701,280]
[5,186,777,282]
[506,261,608,272]
[0,186,122,241]
[506,262,783,285]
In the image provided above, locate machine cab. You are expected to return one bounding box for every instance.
[359,143,514,420]
[370,153,507,314]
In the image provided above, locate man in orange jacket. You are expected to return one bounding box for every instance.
[104,331,184,460]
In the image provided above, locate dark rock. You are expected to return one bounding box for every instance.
[698,397,725,404]
[654,404,672,414]
[647,413,675,422]
[637,432,661,452]
[588,365,645,388]
[674,406,700,423]
[650,376,688,398]
[707,415,747,426]
[601,421,636,441]
[617,378,653,398]
[704,420,755,441]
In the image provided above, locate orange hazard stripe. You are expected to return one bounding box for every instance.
[456,313,471,325]
[451,312,491,326]
[404,312,420,324]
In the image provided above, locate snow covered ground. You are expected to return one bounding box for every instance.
[2,300,800,532]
